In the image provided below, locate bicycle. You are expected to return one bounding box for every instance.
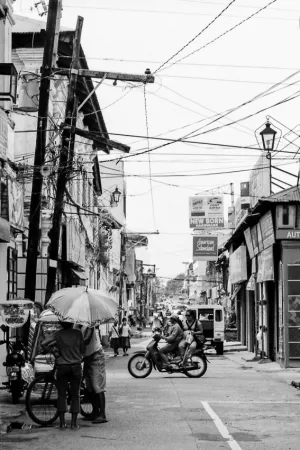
[25,358,93,426]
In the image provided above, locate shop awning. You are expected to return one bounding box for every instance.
[0,217,10,242]
[231,284,242,300]
[71,269,88,280]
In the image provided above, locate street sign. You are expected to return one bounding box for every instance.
[193,235,218,261]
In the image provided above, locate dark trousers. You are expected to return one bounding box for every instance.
[56,363,82,414]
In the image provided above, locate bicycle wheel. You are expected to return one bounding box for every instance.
[80,386,93,417]
[25,373,59,426]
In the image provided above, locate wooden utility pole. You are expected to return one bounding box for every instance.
[25,0,62,302]
[45,16,83,303]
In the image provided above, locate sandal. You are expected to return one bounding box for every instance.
[71,425,80,430]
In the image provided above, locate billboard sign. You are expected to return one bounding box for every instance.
[259,211,275,249]
[229,245,247,285]
[193,235,218,261]
[189,196,224,229]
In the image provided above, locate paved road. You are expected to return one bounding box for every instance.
[2,338,300,450]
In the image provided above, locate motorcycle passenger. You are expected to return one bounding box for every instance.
[159,314,183,368]
[178,309,204,359]
[152,313,163,332]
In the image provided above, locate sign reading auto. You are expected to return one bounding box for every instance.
[189,196,224,229]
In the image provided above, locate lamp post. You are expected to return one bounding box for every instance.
[259,120,277,195]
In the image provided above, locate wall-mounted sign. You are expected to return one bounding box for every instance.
[251,226,259,256]
[276,229,300,240]
[189,196,224,229]
[0,300,33,328]
[244,228,254,259]
[259,211,275,249]
[193,235,218,261]
[256,246,274,282]
[229,245,247,285]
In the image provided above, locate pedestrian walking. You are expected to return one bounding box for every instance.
[81,326,108,424]
[41,321,85,430]
[109,318,120,357]
[119,317,131,356]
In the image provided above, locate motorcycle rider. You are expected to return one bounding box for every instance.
[178,309,204,359]
[159,313,183,368]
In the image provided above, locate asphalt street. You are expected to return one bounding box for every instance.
[1,338,300,450]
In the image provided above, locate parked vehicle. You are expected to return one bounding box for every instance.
[0,338,33,403]
[189,305,225,355]
[127,330,208,379]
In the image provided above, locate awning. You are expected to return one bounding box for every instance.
[0,217,10,242]
[231,284,242,300]
[71,269,88,280]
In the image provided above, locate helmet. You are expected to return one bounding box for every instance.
[170,313,179,322]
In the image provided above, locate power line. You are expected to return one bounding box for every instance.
[154,0,237,73]
[159,0,278,72]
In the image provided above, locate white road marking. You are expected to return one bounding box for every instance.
[202,401,242,450]
[206,400,300,404]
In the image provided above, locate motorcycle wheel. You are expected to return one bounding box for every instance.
[128,354,153,378]
[11,380,22,404]
[25,374,59,426]
[184,353,207,378]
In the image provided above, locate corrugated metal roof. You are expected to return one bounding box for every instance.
[13,14,71,34]
[259,186,300,203]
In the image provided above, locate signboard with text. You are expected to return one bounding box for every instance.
[259,211,275,249]
[193,235,218,261]
[189,196,224,229]
[276,229,300,239]
[229,246,248,285]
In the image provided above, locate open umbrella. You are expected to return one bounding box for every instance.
[47,286,118,327]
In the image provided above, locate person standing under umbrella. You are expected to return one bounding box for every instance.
[41,321,85,430]
[80,325,108,424]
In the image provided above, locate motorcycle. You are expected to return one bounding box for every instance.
[128,330,208,379]
[0,338,33,403]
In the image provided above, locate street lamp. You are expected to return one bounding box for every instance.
[0,63,18,103]
[110,187,121,207]
[259,120,277,152]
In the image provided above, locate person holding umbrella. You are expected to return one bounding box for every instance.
[80,325,108,424]
[41,321,85,430]
[47,286,118,425]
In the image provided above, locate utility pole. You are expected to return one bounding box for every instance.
[25,0,62,302]
[45,16,83,303]
[118,232,126,322]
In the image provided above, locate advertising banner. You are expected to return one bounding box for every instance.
[0,300,33,328]
[189,196,224,229]
[8,179,24,230]
[0,110,8,160]
[193,235,218,261]
[259,211,275,249]
[229,245,247,285]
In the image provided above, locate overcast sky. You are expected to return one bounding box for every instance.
[14,0,300,279]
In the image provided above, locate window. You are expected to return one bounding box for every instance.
[215,310,223,322]
[282,205,289,225]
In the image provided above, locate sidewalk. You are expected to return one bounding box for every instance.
[225,349,300,385]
